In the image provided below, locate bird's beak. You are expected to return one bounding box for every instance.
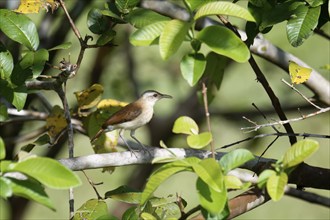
[160,93,172,99]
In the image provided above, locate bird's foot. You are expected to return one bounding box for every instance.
[138,144,152,156]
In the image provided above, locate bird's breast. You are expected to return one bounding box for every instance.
[114,107,154,130]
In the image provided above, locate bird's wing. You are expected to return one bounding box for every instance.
[102,102,142,128]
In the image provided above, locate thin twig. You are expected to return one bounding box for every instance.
[281,79,323,110]
[81,170,103,200]
[252,103,280,133]
[241,107,330,132]
[217,15,297,145]
[202,83,215,158]
[179,205,201,220]
[220,132,330,149]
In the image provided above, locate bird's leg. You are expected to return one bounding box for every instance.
[130,130,152,156]
[118,129,138,157]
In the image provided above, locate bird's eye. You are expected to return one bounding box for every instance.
[153,94,158,97]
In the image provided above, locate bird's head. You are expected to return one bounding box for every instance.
[140,90,172,106]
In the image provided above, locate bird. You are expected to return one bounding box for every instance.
[90,90,172,155]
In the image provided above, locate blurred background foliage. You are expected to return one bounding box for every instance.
[0,0,329,219]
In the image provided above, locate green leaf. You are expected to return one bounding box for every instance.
[115,0,139,14]
[192,158,223,192]
[224,175,243,189]
[172,116,199,135]
[0,43,14,81]
[73,199,108,220]
[0,104,8,122]
[196,25,250,63]
[0,9,39,51]
[196,177,227,215]
[0,137,5,160]
[194,1,255,22]
[87,8,109,34]
[287,5,321,47]
[0,177,12,198]
[152,199,181,219]
[97,29,116,46]
[159,19,191,60]
[187,132,212,149]
[180,53,206,86]
[48,42,72,51]
[105,185,141,204]
[122,207,139,220]
[219,149,255,174]
[130,21,168,46]
[140,158,197,205]
[8,157,81,189]
[282,139,319,169]
[9,177,55,210]
[267,172,288,201]
[257,169,276,188]
[185,0,215,11]
[125,8,170,28]
[306,0,324,7]
[141,212,157,220]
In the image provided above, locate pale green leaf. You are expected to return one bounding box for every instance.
[219,149,255,174]
[73,199,108,220]
[257,169,276,188]
[48,42,72,51]
[0,9,39,50]
[0,177,12,198]
[159,19,191,60]
[224,175,243,189]
[197,25,250,63]
[8,157,81,189]
[130,21,168,46]
[185,0,215,11]
[196,177,227,215]
[194,1,255,22]
[172,116,199,135]
[125,8,170,28]
[187,132,212,149]
[287,5,321,47]
[267,172,288,201]
[180,53,206,86]
[9,177,54,210]
[282,139,319,168]
[0,137,5,160]
[105,185,141,204]
[192,158,223,192]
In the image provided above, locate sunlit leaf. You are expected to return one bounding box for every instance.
[187,132,212,149]
[105,185,141,204]
[192,158,223,192]
[74,84,104,110]
[196,25,250,63]
[219,149,255,174]
[0,44,14,81]
[282,139,319,169]
[0,177,12,198]
[224,175,243,189]
[159,19,191,60]
[8,157,81,189]
[48,42,72,51]
[194,1,255,22]
[267,172,288,201]
[125,8,170,28]
[257,169,276,188]
[0,137,5,160]
[196,177,227,215]
[0,9,39,51]
[73,199,108,220]
[180,53,206,86]
[172,116,199,135]
[130,21,168,46]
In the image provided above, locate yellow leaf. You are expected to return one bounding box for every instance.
[97,99,128,110]
[74,84,104,111]
[289,61,312,84]
[46,105,67,138]
[14,0,59,14]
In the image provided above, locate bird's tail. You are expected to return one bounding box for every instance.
[90,129,104,143]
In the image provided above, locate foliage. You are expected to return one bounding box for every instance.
[0,138,81,210]
[0,0,328,219]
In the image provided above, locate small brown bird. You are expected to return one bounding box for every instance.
[90,90,172,154]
